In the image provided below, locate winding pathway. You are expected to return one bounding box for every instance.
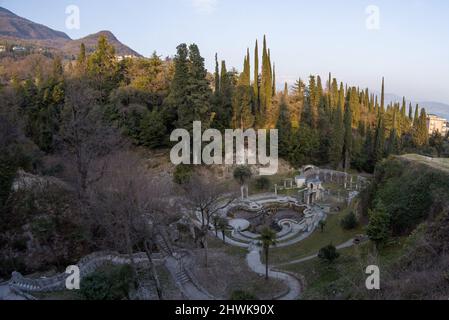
[246,247,302,300]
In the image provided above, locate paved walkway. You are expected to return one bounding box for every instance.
[246,248,301,300]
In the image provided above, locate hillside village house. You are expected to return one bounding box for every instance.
[0,45,6,52]
[12,46,26,52]
[427,114,449,136]
[116,55,137,62]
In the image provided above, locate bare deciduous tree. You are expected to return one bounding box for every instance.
[185,176,237,267]
[89,150,172,299]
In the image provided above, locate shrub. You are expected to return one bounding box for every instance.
[233,166,252,185]
[80,264,134,300]
[318,244,340,263]
[340,211,358,230]
[255,176,270,191]
[173,164,193,185]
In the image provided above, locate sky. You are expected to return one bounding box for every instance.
[1,0,449,104]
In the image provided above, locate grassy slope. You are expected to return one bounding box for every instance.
[281,239,407,300]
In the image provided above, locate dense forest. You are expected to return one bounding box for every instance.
[1,35,443,179]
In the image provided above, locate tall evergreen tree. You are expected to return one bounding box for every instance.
[380,77,385,114]
[343,98,352,171]
[412,108,429,147]
[253,40,259,104]
[374,116,385,164]
[308,75,318,128]
[329,100,344,169]
[214,53,220,95]
[413,104,420,127]
[276,95,292,158]
[260,35,273,127]
[168,44,212,130]
[401,97,407,118]
[164,44,189,129]
[77,43,86,72]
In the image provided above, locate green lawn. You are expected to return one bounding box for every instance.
[269,207,364,265]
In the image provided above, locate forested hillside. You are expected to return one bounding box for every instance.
[1,34,447,278]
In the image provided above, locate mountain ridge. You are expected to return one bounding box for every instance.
[0,6,141,57]
[0,6,70,41]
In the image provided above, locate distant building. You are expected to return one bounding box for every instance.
[12,46,26,52]
[115,54,137,62]
[0,45,6,52]
[427,114,449,136]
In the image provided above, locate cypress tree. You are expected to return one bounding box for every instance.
[260,35,273,127]
[317,75,324,109]
[380,77,385,113]
[220,61,228,95]
[272,63,276,96]
[374,116,385,163]
[214,53,220,95]
[331,79,338,109]
[401,97,407,118]
[276,95,292,158]
[77,43,86,71]
[254,40,259,103]
[413,104,420,127]
[409,103,413,121]
[412,108,429,147]
[387,109,398,155]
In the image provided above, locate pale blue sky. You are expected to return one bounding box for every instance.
[1,0,449,104]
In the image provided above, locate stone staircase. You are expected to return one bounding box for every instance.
[155,234,173,257]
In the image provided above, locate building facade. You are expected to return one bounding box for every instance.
[427,114,449,136]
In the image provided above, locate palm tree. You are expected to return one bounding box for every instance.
[233,166,253,200]
[258,228,277,280]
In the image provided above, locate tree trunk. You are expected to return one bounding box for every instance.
[203,237,209,268]
[265,247,269,280]
[144,240,163,300]
[124,224,137,281]
[222,230,226,244]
